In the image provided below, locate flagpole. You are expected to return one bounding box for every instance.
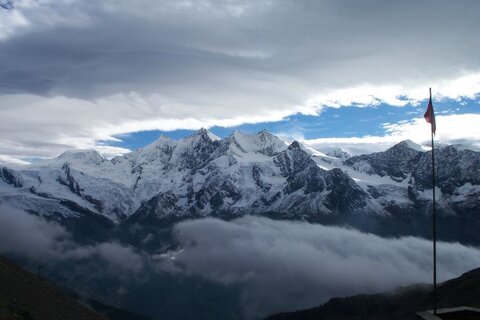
[430,87,437,315]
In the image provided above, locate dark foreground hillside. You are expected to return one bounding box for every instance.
[267,267,480,320]
[0,255,106,320]
[0,255,153,320]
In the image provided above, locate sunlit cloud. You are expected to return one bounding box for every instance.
[305,73,480,110]
[305,113,480,155]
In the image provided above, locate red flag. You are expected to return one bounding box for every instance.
[424,95,436,135]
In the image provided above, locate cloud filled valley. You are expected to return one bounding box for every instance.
[1,206,480,319]
[163,217,480,318]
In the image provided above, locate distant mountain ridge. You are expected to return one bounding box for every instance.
[1,129,479,243]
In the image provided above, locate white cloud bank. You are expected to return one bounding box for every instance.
[1,0,480,162]
[0,206,144,273]
[305,113,480,155]
[161,216,480,319]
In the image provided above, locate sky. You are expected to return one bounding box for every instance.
[0,0,479,164]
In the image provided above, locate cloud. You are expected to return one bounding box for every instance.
[0,205,68,260]
[0,154,30,165]
[304,113,480,155]
[66,242,144,274]
[1,0,480,162]
[0,4,28,40]
[0,205,144,273]
[160,216,480,318]
[304,74,480,109]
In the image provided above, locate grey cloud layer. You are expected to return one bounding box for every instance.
[3,1,479,98]
[0,206,144,273]
[164,217,480,318]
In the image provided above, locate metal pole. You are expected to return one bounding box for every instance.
[430,87,437,315]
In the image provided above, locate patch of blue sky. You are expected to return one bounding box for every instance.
[108,97,479,151]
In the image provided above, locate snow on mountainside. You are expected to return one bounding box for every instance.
[0,129,479,239]
[325,147,351,160]
[312,140,480,212]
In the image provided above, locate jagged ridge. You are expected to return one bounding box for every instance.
[0,130,479,244]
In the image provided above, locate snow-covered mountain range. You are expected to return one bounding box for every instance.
[1,129,479,243]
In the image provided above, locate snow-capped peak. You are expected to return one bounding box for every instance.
[156,135,172,143]
[325,147,350,160]
[297,142,333,158]
[394,140,426,152]
[206,130,221,141]
[55,149,105,165]
[191,128,221,141]
[133,135,174,159]
[230,130,286,155]
[138,135,172,151]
